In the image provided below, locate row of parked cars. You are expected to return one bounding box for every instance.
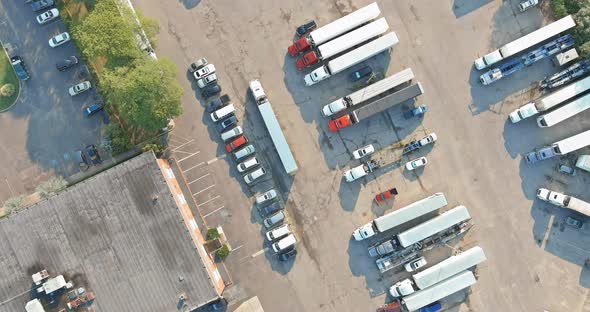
[192,58,297,260]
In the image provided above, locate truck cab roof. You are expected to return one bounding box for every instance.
[352,224,376,241]
[344,165,368,182]
[509,102,538,123]
[249,79,266,103]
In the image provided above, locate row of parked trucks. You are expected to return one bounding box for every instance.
[526,129,590,164]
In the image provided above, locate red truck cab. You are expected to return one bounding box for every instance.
[288,37,311,56]
[295,51,320,70]
[328,115,353,132]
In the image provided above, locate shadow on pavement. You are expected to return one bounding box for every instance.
[452,0,493,18]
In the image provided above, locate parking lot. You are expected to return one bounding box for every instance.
[135,0,590,311]
[0,2,104,200]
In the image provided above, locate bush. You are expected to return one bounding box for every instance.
[3,195,25,215]
[105,124,133,155]
[216,244,230,259]
[142,143,165,156]
[207,228,220,240]
[579,41,590,57]
[0,84,15,97]
[564,0,582,14]
[551,0,568,18]
[36,176,67,199]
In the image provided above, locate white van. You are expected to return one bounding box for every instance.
[210,104,235,122]
[234,145,255,160]
[221,126,243,141]
[265,224,290,242]
[272,234,296,252]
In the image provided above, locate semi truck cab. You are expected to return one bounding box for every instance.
[389,279,416,297]
[304,67,330,86]
[352,223,376,241]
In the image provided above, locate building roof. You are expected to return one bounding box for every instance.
[0,152,219,312]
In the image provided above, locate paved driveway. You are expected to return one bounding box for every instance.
[0,2,104,200]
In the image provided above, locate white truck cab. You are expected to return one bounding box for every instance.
[509,102,539,123]
[389,279,416,297]
[304,67,330,86]
[352,223,376,241]
[474,50,503,70]
[322,98,347,117]
[536,188,566,207]
[343,165,368,182]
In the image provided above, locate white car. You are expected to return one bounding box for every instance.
[519,0,539,12]
[197,73,218,89]
[405,156,427,171]
[352,144,375,159]
[48,32,70,48]
[256,189,278,205]
[418,133,437,146]
[244,167,266,184]
[220,126,243,141]
[237,157,259,173]
[68,81,91,96]
[193,64,215,80]
[36,8,59,24]
[404,257,427,272]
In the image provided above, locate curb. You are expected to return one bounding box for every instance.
[0,39,22,113]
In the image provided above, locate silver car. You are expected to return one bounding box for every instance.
[237,157,259,173]
[256,189,278,205]
[244,167,266,184]
[263,211,285,228]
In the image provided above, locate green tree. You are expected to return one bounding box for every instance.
[551,0,567,18]
[73,0,141,64]
[137,11,160,48]
[101,58,183,141]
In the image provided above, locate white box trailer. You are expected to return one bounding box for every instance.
[304,32,399,86]
[474,15,576,70]
[352,193,447,241]
[309,2,380,47]
[322,68,414,116]
[553,129,590,155]
[537,188,590,217]
[397,205,471,248]
[576,155,590,172]
[402,270,476,312]
[413,246,487,289]
[536,92,590,127]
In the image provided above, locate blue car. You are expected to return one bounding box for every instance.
[216,114,237,132]
[83,103,103,117]
[403,104,428,119]
[350,65,373,81]
[85,144,102,164]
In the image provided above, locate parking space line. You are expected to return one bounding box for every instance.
[182,162,205,173]
[171,139,195,151]
[202,204,224,217]
[207,155,227,165]
[193,184,215,195]
[251,248,267,258]
[174,149,199,155]
[188,173,210,185]
[178,151,200,162]
[231,244,243,252]
[198,195,221,208]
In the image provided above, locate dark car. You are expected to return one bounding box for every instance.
[56,56,79,71]
[565,216,583,229]
[207,97,224,113]
[350,65,372,81]
[85,144,102,164]
[74,150,90,171]
[10,56,30,81]
[278,247,297,261]
[403,104,428,119]
[296,20,317,37]
[216,114,237,132]
[258,201,283,217]
[31,0,54,11]
[420,302,442,312]
[83,103,103,117]
[202,83,221,98]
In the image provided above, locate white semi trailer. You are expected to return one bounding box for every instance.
[537,188,590,217]
[396,206,471,248]
[400,271,477,312]
[536,92,590,127]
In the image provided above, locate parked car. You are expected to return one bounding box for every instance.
[236,156,259,173]
[193,64,216,80]
[265,224,290,242]
[375,188,398,203]
[226,135,248,152]
[244,167,266,184]
[558,164,576,176]
[48,32,70,48]
[10,56,30,81]
[202,83,221,98]
[525,147,555,164]
[272,234,296,252]
[215,114,237,132]
[211,104,235,122]
[263,210,285,228]
[36,8,59,24]
[296,20,317,37]
[350,65,373,81]
[404,104,428,119]
[31,0,54,12]
[189,58,208,72]
[256,189,278,206]
[418,133,438,146]
[352,144,375,159]
[85,144,101,165]
[259,201,283,218]
[56,56,78,71]
[404,256,427,272]
[68,81,91,96]
[565,216,583,229]
[74,150,89,171]
[405,156,427,171]
[220,126,243,141]
[197,73,218,88]
[207,98,224,113]
[278,247,297,261]
[519,0,539,12]
[233,144,255,161]
[83,103,103,117]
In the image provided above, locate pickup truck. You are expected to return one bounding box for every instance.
[343,160,380,182]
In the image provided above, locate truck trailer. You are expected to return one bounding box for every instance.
[536,92,590,128]
[296,18,389,70]
[249,80,298,175]
[304,32,399,86]
[509,75,590,123]
[474,15,575,70]
[400,271,477,312]
[526,129,590,163]
[396,206,471,248]
[537,188,590,217]
[352,193,447,241]
[322,68,414,117]
[328,82,424,131]
[288,2,381,56]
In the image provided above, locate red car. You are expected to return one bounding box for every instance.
[225,135,248,152]
[375,188,398,202]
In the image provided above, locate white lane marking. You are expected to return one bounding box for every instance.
[207,154,227,165]
[232,244,243,252]
[251,249,267,258]
[178,151,200,162]
[172,139,195,151]
[188,173,210,185]
[198,195,221,208]
[193,184,215,195]
[202,205,225,217]
[183,162,205,173]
